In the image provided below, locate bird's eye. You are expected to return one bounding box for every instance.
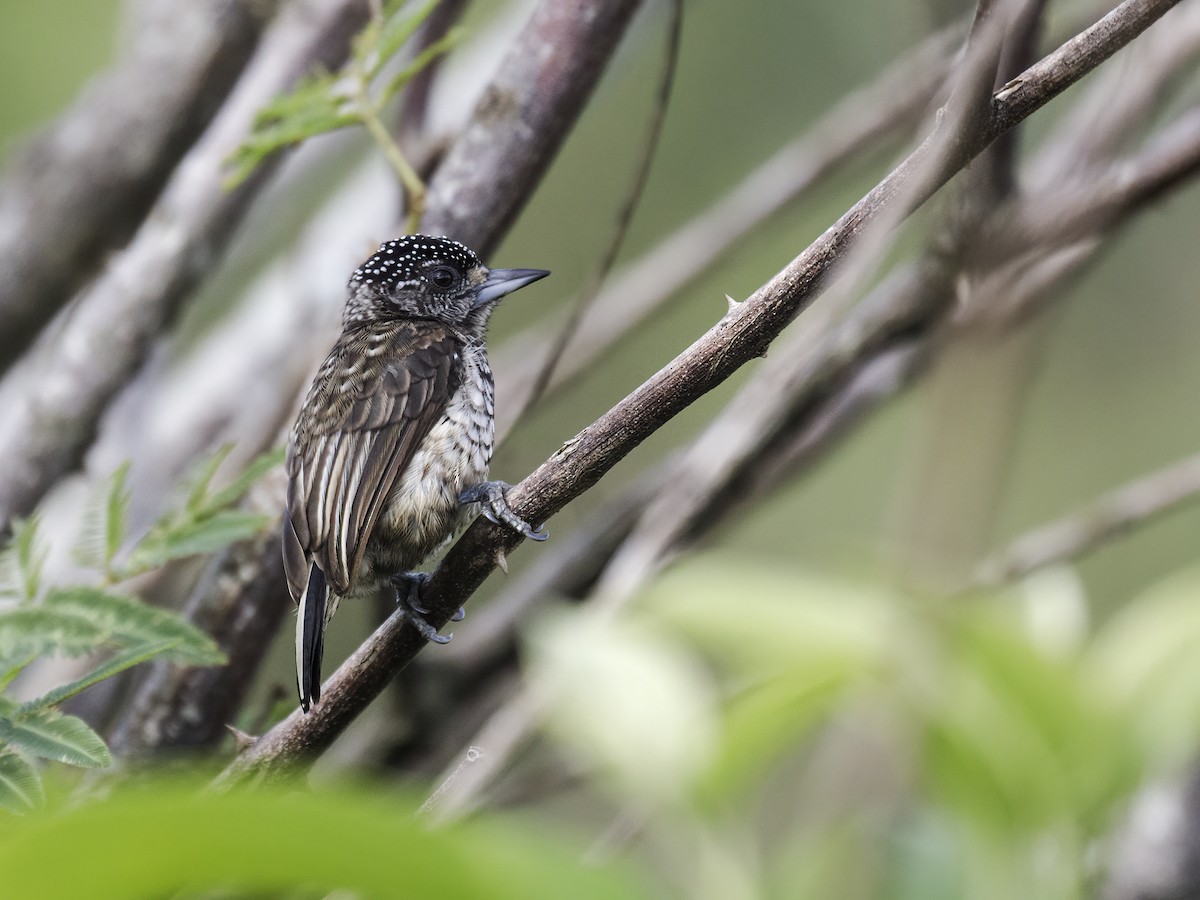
[429,266,459,290]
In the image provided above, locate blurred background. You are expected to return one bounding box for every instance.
[2,0,1200,897]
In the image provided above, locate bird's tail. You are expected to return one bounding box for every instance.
[296,563,328,713]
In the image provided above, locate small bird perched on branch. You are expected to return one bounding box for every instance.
[283,235,549,713]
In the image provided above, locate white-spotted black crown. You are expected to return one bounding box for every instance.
[349,235,482,292]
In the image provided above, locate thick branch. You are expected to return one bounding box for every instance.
[215,0,1181,786]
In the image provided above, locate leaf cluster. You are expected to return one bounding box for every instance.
[0,445,282,814]
[226,0,459,191]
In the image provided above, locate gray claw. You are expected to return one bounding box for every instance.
[459,480,549,542]
[391,572,451,644]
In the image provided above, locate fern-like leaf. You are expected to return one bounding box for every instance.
[125,511,272,575]
[379,27,461,106]
[0,608,107,663]
[0,750,43,814]
[202,447,284,515]
[41,588,225,666]
[375,0,441,75]
[22,640,184,711]
[73,463,131,576]
[185,443,235,516]
[0,707,110,768]
[0,517,46,604]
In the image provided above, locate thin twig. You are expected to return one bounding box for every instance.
[975,453,1200,586]
[492,18,965,438]
[419,745,484,819]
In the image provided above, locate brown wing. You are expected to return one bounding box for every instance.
[283,323,458,598]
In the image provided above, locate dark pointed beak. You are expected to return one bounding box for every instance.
[475,268,550,307]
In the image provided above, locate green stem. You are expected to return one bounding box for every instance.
[358,93,425,233]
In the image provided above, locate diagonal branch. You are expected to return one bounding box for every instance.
[215,0,1183,787]
[421,0,645,254]
[975,452,1200,585]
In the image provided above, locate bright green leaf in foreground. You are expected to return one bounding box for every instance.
[0,784,658,899]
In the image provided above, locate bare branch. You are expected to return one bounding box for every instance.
[215,0,1182,787]
[0,0,277,373]
[513,0,683,421]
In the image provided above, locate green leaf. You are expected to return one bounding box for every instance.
[375,0,440,73]
[41,588,224,666]
[202,446,284,513]
[0,709,110,768]
[74,462,131,574]
[0,516,46,603]
[0,608,107,662]
[0,784,653,898]
[185,443,235,516]
[127,510,271,573]
[0,751,43,814]
[22,640,183,710]
[225,71,356,188]
[1085,565,1200,769]
[0,653,36,692]
[378,27,462,105]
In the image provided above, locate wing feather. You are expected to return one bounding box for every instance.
[283,323,458,599]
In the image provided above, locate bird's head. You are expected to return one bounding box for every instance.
[343,235,548,336]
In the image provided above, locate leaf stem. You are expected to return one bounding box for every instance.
[357,90,425,233]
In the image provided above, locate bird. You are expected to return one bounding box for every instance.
[282,234,549,713]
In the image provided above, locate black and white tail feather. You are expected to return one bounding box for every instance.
[296,563,328,713]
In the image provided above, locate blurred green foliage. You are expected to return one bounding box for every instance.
[0,446,280,813]
[0,782,654,898]
[519,554,1200,898]
[227,0,459,221]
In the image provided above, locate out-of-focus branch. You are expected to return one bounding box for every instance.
[214,0,1181,787]
[421,0,645,255]
[0,0,277,374]
[493,19,964,436]
[975,452,1200,586]
[598,0,1036,598]
[0,0,373,534]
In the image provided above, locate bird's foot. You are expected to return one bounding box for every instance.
[389,572,461,643]
[459,480,548,542]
